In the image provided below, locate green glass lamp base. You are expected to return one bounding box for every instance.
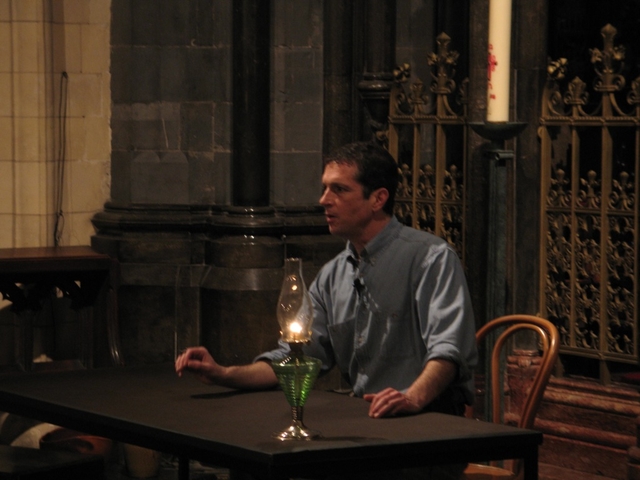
[272,350,322,441]
[273,414,321,441]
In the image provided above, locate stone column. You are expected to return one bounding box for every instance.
[202,0,282,366]
[232,0,271,207]
[323,0,356,152]
[358,0,396,142]
[202,1,343,367]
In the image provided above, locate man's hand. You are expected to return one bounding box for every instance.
[363,388,423,418]
[175,347,279,390]
[363,359,458,418]
[175,346,224,385]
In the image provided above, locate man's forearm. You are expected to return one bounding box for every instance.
[405,358,458,409]
[218,360,279,390]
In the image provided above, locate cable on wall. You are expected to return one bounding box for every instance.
[53,71,68,246]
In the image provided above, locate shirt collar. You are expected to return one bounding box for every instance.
[347,216,402,264]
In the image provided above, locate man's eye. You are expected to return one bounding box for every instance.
[321,185,348,195]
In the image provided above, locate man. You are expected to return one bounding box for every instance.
[176,141,477,420]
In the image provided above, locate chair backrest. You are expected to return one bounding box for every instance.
[474,314,560,431]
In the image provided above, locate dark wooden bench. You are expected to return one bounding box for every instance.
[0,445,103,479]
[0,246,123,372]
[0,247,122,479]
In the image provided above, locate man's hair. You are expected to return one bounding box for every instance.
[323,142,399,215]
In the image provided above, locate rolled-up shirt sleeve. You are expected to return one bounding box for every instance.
[417,243,477,400]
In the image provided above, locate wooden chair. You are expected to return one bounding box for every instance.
[462,315,560,480]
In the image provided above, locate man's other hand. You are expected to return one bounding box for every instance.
[363,388,423,418]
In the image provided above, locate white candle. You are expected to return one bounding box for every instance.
[487,0,512,122]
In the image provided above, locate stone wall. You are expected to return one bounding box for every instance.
[95,0,331,367]
[0,0,111,249]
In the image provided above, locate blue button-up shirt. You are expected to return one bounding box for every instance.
[259,217,478,404]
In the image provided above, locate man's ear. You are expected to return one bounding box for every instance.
[371,188,389,212]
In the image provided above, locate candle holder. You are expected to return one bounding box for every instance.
[469,120,527,420]
[468,120,527,320]
[271,258,322,441]
[468,121,527,144]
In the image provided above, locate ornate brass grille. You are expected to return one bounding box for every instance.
[540,24,639,376]
[386,33,468,261]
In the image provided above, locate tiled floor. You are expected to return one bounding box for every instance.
[107,461,620,480]
[105,456,228,480]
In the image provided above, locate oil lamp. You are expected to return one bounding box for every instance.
[271,257,322,441]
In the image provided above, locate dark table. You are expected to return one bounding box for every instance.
[0,364,542,479]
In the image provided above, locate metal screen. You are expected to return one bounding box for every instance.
[540,24,639,379]
[386,33,468,262]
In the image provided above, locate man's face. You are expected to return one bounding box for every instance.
[319,162,376,242]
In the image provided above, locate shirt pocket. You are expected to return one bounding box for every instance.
[327,320,356,371]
